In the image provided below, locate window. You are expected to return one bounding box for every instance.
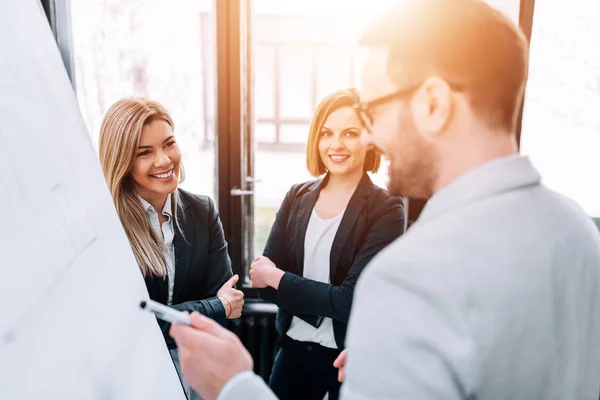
[520,0,600,217]
[70,0,217,200]
[251,1,398,257]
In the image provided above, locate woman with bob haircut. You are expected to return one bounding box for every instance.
[98,97,243,399]
[249,88,406,400]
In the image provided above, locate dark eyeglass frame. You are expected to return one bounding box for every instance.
[352,81,463,133]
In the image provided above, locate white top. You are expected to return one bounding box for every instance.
[286,207,345,349]
[138,193,176,305]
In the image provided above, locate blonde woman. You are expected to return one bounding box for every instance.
[249,89,406,400]
[99,98,243,398]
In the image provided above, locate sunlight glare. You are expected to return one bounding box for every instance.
[254,0,401,42]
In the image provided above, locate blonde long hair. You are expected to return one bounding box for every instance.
[99,98,185,278]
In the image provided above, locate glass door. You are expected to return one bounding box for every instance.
[247,1,398,273]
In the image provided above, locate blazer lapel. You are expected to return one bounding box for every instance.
[173,192,193,301]
[294,179,325,275]
[329,174,372,281]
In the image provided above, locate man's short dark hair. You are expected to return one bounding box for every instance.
[360,0,529,133]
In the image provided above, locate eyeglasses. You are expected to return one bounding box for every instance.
[352,84,422,133]
[352,81,462,133]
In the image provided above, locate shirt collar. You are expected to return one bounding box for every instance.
[418,155,541,225]
[137,192,173,218]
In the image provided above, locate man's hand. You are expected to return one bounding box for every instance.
[249,256,285,289]
[170,312,253,400]
[217,275,244,319]
[333,349,348,382]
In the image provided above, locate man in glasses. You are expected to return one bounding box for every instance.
[169,0,600,399]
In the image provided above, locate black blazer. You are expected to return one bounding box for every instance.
[145,189,233,349]
[258,173,405,348]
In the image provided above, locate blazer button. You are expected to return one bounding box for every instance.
[306,345,313,351]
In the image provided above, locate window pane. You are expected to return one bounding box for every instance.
[352,50,366,92]
[279,44,313,119]
[279,124,309,144]
[255,44,275,120]
[70,0,217,200]
[316,45,353,101]
[520,0,600,217]
[255,123,277,143]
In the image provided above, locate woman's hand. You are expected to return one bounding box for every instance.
[216,275,244,319]
[333,349,348,382]
[249,256,285,289]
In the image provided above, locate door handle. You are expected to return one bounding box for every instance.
[230,188,254,196]
[245,177,263,183]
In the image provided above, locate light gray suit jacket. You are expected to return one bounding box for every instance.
[219,155,600,400]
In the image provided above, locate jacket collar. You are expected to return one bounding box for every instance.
[137,192,173,218]
[294,173,374,278]
[418,155,541,225]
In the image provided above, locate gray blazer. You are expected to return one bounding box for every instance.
[219,155,600,400]
[341,155,600,399]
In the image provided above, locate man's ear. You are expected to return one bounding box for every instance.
[411,76,453,138]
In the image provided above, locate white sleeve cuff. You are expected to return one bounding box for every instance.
[217,370,257,400]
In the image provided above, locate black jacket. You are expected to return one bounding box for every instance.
[145,189,233,349]
[258,174,405,348]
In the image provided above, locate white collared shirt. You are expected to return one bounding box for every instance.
[138,193,176,305]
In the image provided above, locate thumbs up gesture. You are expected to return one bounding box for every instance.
[216,275,244,319]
